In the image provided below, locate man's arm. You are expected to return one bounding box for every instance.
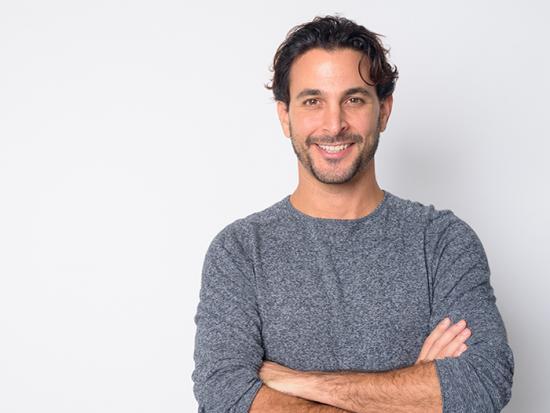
[250,385,352,413]
[255,318,470,413]
[192,226,264,411]
[259,360,442,413]
[426,214,514,411]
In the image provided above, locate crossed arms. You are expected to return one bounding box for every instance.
[251,318,469,412]
[192,219,514,412]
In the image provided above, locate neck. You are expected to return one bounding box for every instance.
[290,159,384,220]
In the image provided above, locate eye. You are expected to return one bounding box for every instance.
[303,98,319,106]
[347,96,365,104]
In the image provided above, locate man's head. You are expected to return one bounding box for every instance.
[267,16,398,185]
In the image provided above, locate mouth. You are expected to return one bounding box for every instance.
[314,142,355,159]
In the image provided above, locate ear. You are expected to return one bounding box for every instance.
[378,94,393,132]
[276,101,291,138]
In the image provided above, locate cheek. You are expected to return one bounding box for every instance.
[350,111,380,134]
[303,116,322,132]
[290,112,323,136]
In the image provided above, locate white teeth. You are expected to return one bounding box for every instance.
[318,144,351,153]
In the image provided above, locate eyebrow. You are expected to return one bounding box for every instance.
[345,87,373,97]
[295,87,373,100]
[296,88,322,100]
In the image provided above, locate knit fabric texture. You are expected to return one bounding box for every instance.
[192,190,514,412]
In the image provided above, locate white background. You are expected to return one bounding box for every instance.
[1,0,548,411]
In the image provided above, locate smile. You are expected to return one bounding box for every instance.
[314,143,355,159]
[316,143,352,153]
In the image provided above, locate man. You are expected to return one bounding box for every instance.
[192,15,514,412]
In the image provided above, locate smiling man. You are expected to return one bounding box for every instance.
[192,16,514,412]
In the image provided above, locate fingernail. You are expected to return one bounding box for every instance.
[441,317,450,326]
[457,319,466,327]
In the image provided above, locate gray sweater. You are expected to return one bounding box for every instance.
[192,190,514,412]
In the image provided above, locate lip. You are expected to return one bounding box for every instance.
[316,142,355,146]
[314,142,355,159]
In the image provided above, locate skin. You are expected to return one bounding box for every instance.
[250,47,472,412]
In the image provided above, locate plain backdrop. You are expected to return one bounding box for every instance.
[1,0,548,411]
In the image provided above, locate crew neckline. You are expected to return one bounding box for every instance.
[282,190,390,225]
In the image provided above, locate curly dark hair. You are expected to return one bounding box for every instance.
[266,15,398,106]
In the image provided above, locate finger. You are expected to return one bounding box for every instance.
[416,318,450,363]
[426,320,467,360]
[416,317,451,363]
[435,327,471,359]
[454,343,468,357]
[425,319,467,360]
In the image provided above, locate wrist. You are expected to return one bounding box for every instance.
[296,370,338,406]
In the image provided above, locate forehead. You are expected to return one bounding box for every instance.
[288,48,372,92]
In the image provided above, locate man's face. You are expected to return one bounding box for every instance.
[277,47,393,185]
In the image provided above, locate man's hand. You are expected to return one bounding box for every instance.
[415,317,471,365]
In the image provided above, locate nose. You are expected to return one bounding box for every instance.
[321,104,349,137]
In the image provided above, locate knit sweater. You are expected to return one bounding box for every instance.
[192,190,514,412]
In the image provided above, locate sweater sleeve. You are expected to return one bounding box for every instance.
[192,225,264,412]
[425,210,514,412]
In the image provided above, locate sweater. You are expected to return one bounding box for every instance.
[192,189,514,412]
